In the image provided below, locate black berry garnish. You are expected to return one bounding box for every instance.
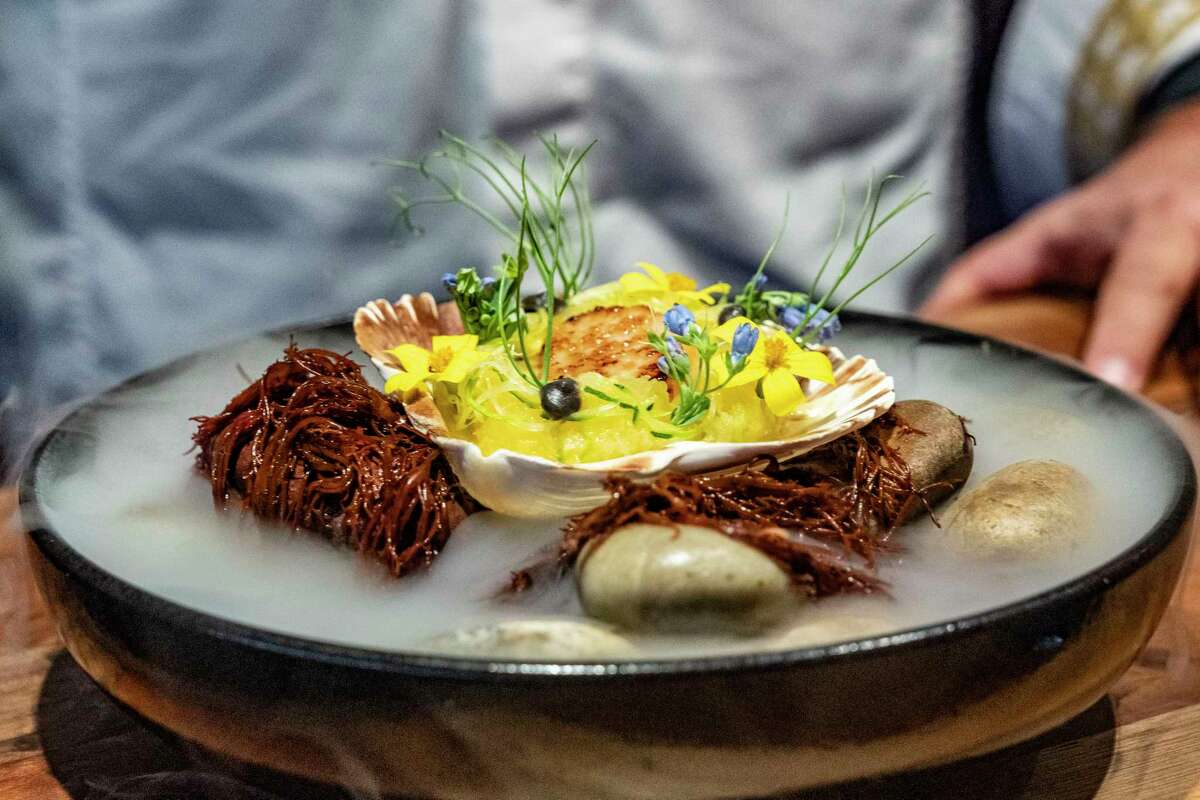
[522,292,564,312]
[718,304,746,324]
[540,378,582,419]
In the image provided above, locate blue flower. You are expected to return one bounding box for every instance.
[658,335,690,377]
[778,306,805,331]
[664,304,696,336]
[783,304,842,342]
[442,272,458,291]
[481,276,497,289]
[804,307,842,342]
[730,323,759,364]
[753,274,768,290]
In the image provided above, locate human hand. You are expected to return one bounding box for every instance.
[922,99,1200,391]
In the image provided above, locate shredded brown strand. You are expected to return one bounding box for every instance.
[192,345,476,577]
[561,410,925,597]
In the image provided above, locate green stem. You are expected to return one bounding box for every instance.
[810,188,847,298]
[799,178,928,335]
[746,192,791,289]
[706,367,741,394]
[388,156,519,243]
[810,234,934,336]
[495,272,539,388]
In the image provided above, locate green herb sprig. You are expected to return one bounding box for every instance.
[732,176,932,344]
[647,310,751,429]
[390,132,599,409]
[493,204,546,389]
[731,195,810,323]
[444,268,514,343]
[388,131,596,345]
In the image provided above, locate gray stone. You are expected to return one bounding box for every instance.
[766,614,892,650]
[427,620,637,660]
[942,459,1091,558]
[576,523,801,634]
[887,399,974,523]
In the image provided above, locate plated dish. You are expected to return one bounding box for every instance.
[21,316,1194,798]
[178,135,1117,657]
[18,135,1196,796]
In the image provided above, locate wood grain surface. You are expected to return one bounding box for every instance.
[2,296,1199,799]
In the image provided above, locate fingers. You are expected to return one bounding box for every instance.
[921,195,1113,320]
[1082,203,1200,390]
[920,230,1047,318]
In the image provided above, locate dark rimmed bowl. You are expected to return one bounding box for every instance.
[19,312,1196,799]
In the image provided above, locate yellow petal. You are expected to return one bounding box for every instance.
[785,349,836,385]
[714,316,757,341]
[666,272,698,292]
[436,350,482,383]
[635,262,669,287]
[385,370,426,395]
[431,334,478,354]
[387,344,431,377]
[695,281,731,300]
[619,272,662,293]
[768,333,804,366]
[761,367,807,415]
[722,360,766,389]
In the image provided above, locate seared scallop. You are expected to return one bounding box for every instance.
[546,305,664,383]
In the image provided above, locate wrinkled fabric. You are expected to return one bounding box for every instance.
[989,0,1111,219]
[991,0,1200,219]
[0,0,965,453]
[0,2,492,424]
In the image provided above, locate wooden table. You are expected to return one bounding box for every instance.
[3,296,1200,799]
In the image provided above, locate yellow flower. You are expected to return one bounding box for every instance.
[618,262,729,307]
[384,334,481,394]
[713,318,836,416]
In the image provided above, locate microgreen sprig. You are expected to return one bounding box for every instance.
[647,305,755,428]
[444,268,513,342]
[387,130,597,328]
[390,132,600,422]
[730,176,931,346]
[493,208,544,389]
[732,195,810,323]
[795,176,931,344]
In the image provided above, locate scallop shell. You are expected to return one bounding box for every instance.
[354,294,464,434]
[354,294,895,518]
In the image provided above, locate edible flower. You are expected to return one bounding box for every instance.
[664,304,697,336]
[729,323,759,365]
[778,306,804,332]
[715,318,836,416]
[657,334,690,378]
[384,335,481,394]
[782,304,842,343]
[619,262,729,306]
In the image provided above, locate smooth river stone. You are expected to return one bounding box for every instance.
[576,523,800,634]
[888,399,974,523]
[766,614,893,650]
[942,459,1091,558]
[427,620,637,660]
